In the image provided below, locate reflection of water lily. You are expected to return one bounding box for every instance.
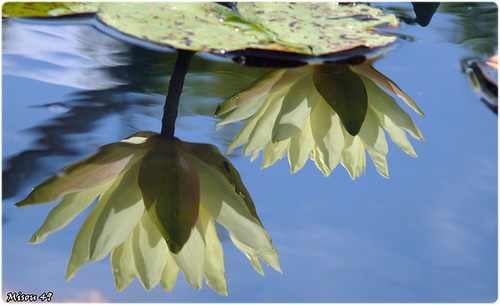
[16,131,280,295]
[216,64,424,178]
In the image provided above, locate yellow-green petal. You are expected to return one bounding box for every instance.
[360,74,424,141]
[172,217,205,290]
[365,146,389,178]
[110,234,137,291]
[381,116,418,157]
[131,213,169,291]
[215,69,286,116]
[243,89,287,158]
[66,159,142,280]
[231,236,264,275]
[29,180,113,244]
[227,95,272,154]
[89,161,145,261]
[272,74,316,141]
[181,142,261,224]
[288,116,315,173]
[16,141,150,207]
[357,106,388,156]
[200,207,227,296]
[216,95,268,129]
[310,100,345,176]
[122,131,158,144]
[353,64,424,117]
[160,254,180,292]
[231,235,281,275]
[187,155,279,264]
[262,140,289,169]
[340,132,366,179]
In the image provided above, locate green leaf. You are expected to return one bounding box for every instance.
[313,65,368,136]
[3,2,399,59]
[138,136,200,254]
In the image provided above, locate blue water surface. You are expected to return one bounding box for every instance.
[2,2,498,303]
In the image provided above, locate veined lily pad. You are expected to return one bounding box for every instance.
[2,2,399,64]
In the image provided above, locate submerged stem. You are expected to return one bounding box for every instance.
[161,50,195,138]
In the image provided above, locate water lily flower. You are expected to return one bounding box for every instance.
[215,63,425,178]
[16,131,280,295]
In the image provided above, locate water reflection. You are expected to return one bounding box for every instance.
[2,20,269,200]
[2,5,497,302]
[215,62,424,178]
[463,55,498,114]
[15,131,280,295]
[2,22,170,199]
[439,2,498,57]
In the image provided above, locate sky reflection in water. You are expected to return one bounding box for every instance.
[2,2,498,302]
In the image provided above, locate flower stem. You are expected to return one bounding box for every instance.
[161,50,195,138]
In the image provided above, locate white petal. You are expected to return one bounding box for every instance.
[243,88,287,157]
[30,180,113,244]
[310,100,344,176]
[131,213,169,291]
[365,146,389,178]
[172,215,205,290]
[122,131,157,144]
[227,98,271,154]
[110,234,137,291]
[215,69,286,116]
[216,96,267,129]
[353,64,424,117]
[17,141,150,207]
[226,70,303,154]
[361,74,424,141]
[200,206,227,296]
[187,155,278,264]
[89,160,145,262]
[382,117,418,157]
[358,106,388,156]
[340,132,366,179]
[66,173,134,280]
[262,140,289,169]
[231,235,282,275]
[231,236,264,275]
[160,254,180,292]
[272,75,316,141]
[288,116,315,173]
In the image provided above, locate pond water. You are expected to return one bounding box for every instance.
[2,2,498,303]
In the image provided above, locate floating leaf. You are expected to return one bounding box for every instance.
[236,2,399,55]
[313,65,368,136]
[3,2,399,62]
[2,2,98,17]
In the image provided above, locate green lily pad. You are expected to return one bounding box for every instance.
[2,2,98,17]
[236,2,398,55]
[2,2,399,62]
